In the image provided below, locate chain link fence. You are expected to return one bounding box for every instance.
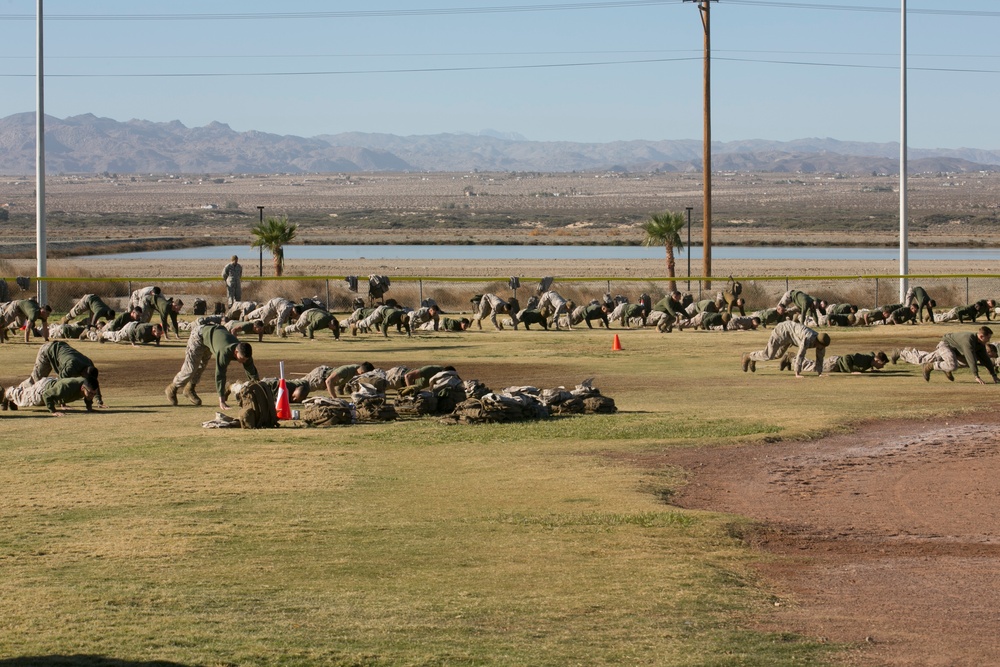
[2,274,1000,317]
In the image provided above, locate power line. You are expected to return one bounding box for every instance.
[3,1,999,20]
[0,56,701,78]
[725,0,1000,17]
[4,53,1000,79]
[5,48,1000,61]
[0,1,680,22]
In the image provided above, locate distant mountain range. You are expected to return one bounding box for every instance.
[0,112,997,175]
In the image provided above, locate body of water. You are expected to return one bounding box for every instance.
[81,244,1000,262]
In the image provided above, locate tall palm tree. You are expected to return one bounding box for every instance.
[642,211,686,292]
[250,215,298,277]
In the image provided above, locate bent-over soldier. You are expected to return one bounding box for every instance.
[165,323,258,410]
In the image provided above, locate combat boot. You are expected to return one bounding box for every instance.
[922,363,934,382]
[183,385,202,406]
[165,384,179,406]
[779,354,792,372]
[741,353,752,373]
[891,348,900,364]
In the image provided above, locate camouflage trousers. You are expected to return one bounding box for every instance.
[101,321,139,344]
[64,295,98,323]
[899,342,962,373]
[4,377,55,408]
[169,323,213,389]
[796,356,841,374]
[28,341,58,384]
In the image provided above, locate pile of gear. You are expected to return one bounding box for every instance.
[206,368,616,429]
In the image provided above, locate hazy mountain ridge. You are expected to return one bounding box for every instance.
[1,112,997,175]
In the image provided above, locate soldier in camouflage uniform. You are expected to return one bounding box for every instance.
[246,297,299,337]
[165,323,258,409]
[222,255,243,306]
[742,320,830,377]
[62,294,115,328]
[0,298,51,344]
[324,362,376,397]
[25,340,103,405]
[779,350,888,374]
[283,307,340,340]
[904,285,936,322]
[99,322,163,346]
[2,376,99,414]
[896,326,998,383]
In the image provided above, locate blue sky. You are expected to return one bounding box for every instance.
[2,1,999,148]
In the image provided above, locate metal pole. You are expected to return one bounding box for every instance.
[899,0,909,301]
[36,0,46,305]
[685,206,693,290]
[257,205,264,277]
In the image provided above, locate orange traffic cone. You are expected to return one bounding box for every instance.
[275,377,292,420]
[612,334,623,351]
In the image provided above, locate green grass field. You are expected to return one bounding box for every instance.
[1,321,993,666]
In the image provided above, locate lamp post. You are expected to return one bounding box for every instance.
[256,206,264,277]
[685,206,693,290]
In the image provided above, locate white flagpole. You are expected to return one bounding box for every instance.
[36,0,47,305]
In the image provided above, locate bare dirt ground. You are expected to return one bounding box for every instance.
[652,413,1000,667]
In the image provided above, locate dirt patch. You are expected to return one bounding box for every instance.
[644,414,1000,666]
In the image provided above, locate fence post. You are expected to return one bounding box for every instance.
[874,278,879,308]
[326,279,330,309]
[419,279,424,305]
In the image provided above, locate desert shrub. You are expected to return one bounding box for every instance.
[46,268,130,313]
[738,282,772,311]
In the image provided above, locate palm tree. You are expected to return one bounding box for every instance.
[250,215,297,277]
[642,211,686,292]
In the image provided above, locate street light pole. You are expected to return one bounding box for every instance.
[256,205,264,277]
[685,206,693,290]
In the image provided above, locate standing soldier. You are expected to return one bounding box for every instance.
[165,323,259,410]
[222,255,243,306]
[0,298,52,344]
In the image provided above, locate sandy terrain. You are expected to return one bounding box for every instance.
[654,414,1000,667]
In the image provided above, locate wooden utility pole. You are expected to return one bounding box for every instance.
[684,0,716,288]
